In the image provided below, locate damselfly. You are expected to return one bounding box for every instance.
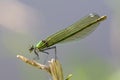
[29,13,107,59]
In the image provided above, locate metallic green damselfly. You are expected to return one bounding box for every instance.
[29,13,107,59]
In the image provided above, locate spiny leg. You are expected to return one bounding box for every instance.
[33,49,49,64]
[34,49,39,60]
[34,48,49,60]
[33,46,57,61]
[43,46,57,60]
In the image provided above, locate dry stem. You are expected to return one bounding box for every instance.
[17,55,72,80]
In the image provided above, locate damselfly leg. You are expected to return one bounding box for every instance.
[42,46,57,60]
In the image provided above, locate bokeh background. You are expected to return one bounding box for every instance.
[0,0,120,80]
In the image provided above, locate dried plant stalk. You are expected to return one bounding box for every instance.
[17,55,72,80]
[49,59,64,80]
[17,55,50,73]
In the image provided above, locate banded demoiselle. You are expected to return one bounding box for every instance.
[29,13,107,59]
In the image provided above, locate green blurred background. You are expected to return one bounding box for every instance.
[0,0,120,80]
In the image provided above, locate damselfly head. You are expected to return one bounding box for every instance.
[29,45,34,53]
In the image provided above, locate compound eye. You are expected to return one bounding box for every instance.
[29,45,34,53]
